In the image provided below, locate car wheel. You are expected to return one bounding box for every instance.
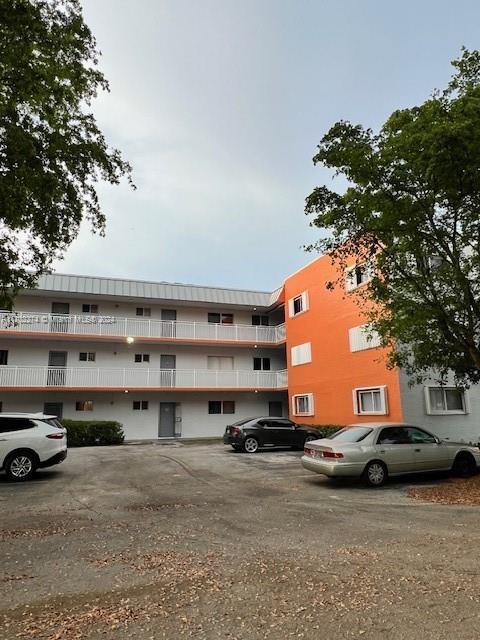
[294,434,316,450]
[363,461,387,487]
[242,437,259,454]
[5,452,37,482]
[452,453,477,477]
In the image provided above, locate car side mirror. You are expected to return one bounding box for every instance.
[435,437,442,445]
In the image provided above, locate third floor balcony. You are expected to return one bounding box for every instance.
[0,311,286,346]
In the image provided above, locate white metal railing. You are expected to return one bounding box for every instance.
[0,366,288,390]
[0,311,286,344]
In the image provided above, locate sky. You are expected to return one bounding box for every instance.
[53,0,480,292]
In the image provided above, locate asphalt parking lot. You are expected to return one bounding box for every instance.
[1,443,480,640]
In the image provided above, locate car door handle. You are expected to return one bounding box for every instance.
[0,438,6,441]
[379,449,385,453]
[414,448,421,452]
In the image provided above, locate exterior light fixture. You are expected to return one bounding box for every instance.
[126,336,134,344]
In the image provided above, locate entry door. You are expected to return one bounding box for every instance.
[50,302,70,332]
[159,403,176,437]
[161,309,177,337]
[44,402,64,418]
[269,401,283,417]
[47,351,67,386]
[160,354,176,387]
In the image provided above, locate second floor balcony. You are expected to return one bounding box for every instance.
[0,366,288,391]
[0,311,286,346]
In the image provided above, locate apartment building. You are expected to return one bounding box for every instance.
[285,254,480,444]
[1,257,479,443]
[0,274,288,439]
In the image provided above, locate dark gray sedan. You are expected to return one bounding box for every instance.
[302,422,480,486]
[224,417,322,453]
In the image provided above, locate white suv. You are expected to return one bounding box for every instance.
[0,413,67,481]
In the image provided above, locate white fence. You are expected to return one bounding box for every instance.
[0,311,286,344]
[0,366,288,389]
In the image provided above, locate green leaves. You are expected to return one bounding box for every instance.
[0,0,133,308]
[306,49,480,385]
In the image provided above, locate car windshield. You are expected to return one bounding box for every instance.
[330,427,373,442]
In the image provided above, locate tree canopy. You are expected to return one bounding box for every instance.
[0,0,132,308]
[305,49,480,385]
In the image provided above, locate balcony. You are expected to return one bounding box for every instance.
[0,311,286,345]
[0,366,288,391]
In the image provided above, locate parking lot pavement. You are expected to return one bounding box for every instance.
[1,444,480,640]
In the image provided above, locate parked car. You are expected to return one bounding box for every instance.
[223,417,322,453]
[0,413,67,481]
[301,422,480,487]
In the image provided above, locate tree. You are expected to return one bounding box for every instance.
[0,0,133,308]
[305,48,480,385]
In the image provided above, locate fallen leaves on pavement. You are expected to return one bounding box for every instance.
[408,475,480,505]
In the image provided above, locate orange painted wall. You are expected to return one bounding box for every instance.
[284,254,403,426]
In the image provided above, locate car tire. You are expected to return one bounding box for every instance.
[294,434,316,451]
[363,460,387,487]
[452,453,477,477]
[5,451,37,482]
[242,436,259,454]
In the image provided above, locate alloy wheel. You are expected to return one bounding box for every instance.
[10,456,33,479]
[244,437,259,453]
[367,463,385,486]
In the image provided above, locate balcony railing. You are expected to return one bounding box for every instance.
[0,366,288,390]
[0,311,286,344]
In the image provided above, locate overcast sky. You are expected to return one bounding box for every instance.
[53,0,480,291]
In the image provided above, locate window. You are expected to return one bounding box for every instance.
[345,263,373,292]
[208,401,235,414]
[76,401,93,411]
[44,402,63,419]
[133,401,149,410]
[252,315,269,326]
[348,325,381,352]
[253,357,271,371]
[207,356,234,370]
[0,350,8,365]
[291,342,312,366]
[425,387,468,415]
[82,304,98,313]
[288,291,309,318]
[330,427,372,442]
[353,386,388,415]
[79,352,96,362]
[377,426,409,445]
[405,427,436,444]
[134,353,150,363]
[0,417,35,433]
[208,312,234,324]
[136,307,151,317]
[292,394,314,416]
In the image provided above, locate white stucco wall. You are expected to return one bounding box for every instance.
[0,340,286,371]
[0,391,289,440]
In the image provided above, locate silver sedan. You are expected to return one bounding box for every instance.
[301,422,480,487]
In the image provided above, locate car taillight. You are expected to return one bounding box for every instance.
[232,427,241,436]
[46,432,65,439]
[322,451,344,459]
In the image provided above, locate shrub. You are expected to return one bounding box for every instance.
[61,419,124,447]
[300,424,345,439]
